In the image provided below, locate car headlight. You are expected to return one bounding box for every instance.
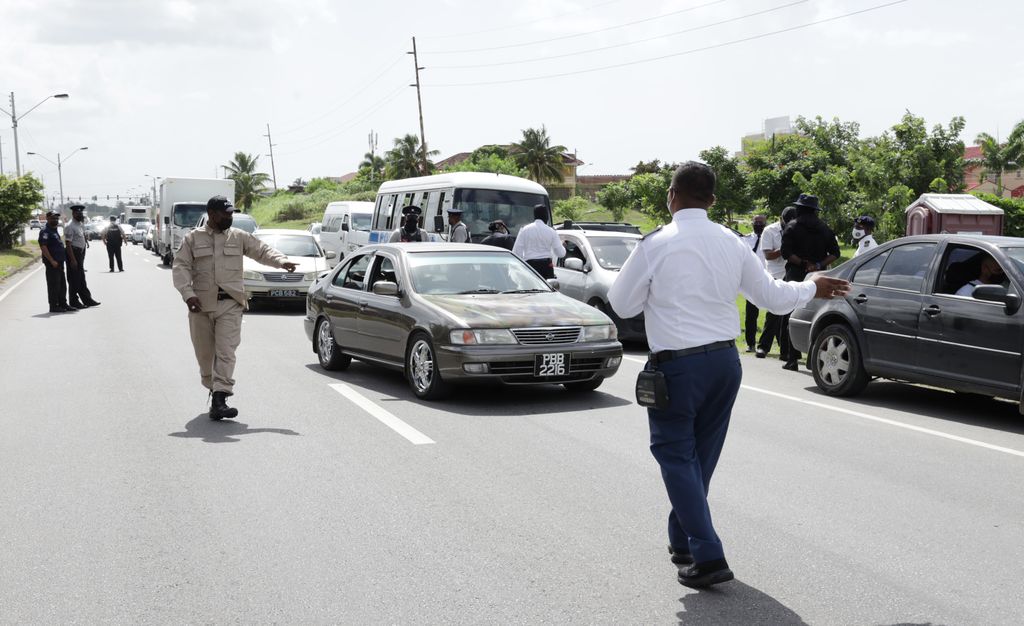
[449,329,517,345]
[242,270,262,280]
[581,324,616,341]
[303,271,319,281]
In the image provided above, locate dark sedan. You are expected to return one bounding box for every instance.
[304,243,623,400]
[789,235,1023,410]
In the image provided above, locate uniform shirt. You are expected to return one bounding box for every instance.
[388,227,426,243]
[448,220,470,243]
[64,219,87,249]
[852,234,877,258]
[38,224,66,263]
[102,223,124,246]
[955,280,981,297]
[741,231,766,266]
[172,225,290,311]
[760,221,786,279]
[780,214,840,280]
[512,219,565,262]
[608,209,817,353]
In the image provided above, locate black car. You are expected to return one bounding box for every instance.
[789,235,1023,410]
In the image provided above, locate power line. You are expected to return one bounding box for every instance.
[275,86,410,157]
[424,0,731,54]
[426,0,910,87]
[432,0,807,70]
[420,0,628,40]
[279,82,408,146]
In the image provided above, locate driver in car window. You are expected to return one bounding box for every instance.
[955,254,1006,296]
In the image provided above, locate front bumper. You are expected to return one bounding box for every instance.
[245,278,313,300]
[436,340,623,384]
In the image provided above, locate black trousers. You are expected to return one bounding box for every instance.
[67,246,94,305]
[526,258,555,279]
[778,267,806,364]
[758,312,782,353]
[744,300,759,348]
[44,259,67,308]
[106,244,123,271]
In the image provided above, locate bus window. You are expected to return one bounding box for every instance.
[426,191,440,216]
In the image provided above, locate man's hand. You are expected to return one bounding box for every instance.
[49,259,58,268]
[809,274,851,299]
[186,297,202,313]
[282,262,297,272]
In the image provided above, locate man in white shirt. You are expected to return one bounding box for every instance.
[741,215,767,352]
[511,204,565,279]
[755,206,795,358]
[851,215,878,258]
[447,207,470,243]
[608,162,849,589]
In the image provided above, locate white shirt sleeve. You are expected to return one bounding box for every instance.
[549,228,566,259]
[738,245,817,315]
[608,243,651,318]
[512,228,525,258]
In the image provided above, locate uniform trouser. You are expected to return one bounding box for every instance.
[526,258,555,279]
[743,300,759,348]
[758,311,782,353]
[778,271,805,364]
[648,346,741,564]
[188,298,243,394]
[43,260,67,308]
[66,246,93,305]
[106,244,123,271]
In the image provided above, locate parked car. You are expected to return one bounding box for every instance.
[556,220,642,235]
[131,221,151,245]
[305,243,623,399]
[320,201,374,267]
[84,221,102,240]
[242,229,334,304]
[195,212,259,234]
[554,229,646,342]
[29,219,41,230]
[789,234,1024,410]
[144,227,155,250]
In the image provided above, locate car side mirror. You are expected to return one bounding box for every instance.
[163,216,170,225]
[341,222,349,232]
[372,281,400,297]
[325,251,336,259]
[546,279,560,291]
[434,215,445,233]
[564,257,585,272]
[973,284,1021,315]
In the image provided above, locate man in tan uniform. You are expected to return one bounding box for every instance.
[172,196,296,420]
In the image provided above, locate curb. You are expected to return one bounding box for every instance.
[0,247,42,286]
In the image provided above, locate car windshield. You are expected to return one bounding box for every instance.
[232,216,258,233]
[407,251,552,295]
[351,214,372,231]
[1000,247,1024,274]
[589,236,640,270]
[173,204,206,228]
[255,234,321,257]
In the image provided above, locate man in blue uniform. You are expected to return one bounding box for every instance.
[38,210,74,313]
[608,162,850,589]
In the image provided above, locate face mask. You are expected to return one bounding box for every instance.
[220,215,233,230]
[404,218,418,234]
[753,224,765,235]
[852,228,865,239]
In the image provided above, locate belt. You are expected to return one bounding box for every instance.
[216,292,234,301]
[650,340,735,364]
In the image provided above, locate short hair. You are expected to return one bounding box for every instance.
[670,162,716,203]
[533,204,548,221]
[781,205,797,225]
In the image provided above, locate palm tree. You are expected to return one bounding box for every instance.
[510,126,567,183]
[971,132,1016,196]
[384,134,438,179]
[222,151,270,210]
[359,152,385,181]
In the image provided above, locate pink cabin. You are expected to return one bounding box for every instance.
[905,193,1004,236]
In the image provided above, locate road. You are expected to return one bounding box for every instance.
[1,241,1022,625]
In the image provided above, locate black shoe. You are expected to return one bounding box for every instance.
[59,305,77,312]
[69,302,85,310]
[782,361,799,371]
[678,558,734,589]
[755,348,767,359]
[49,307,64,313]
[668,545,694,565]
[209,391,239,420]
[119,269,124,272]
[745,344,755,353]
[83,300,101,307]
[109,269,115,272]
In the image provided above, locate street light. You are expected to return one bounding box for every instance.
[145,174,162,208]
[0,93,70,176]
[26,146,88,208]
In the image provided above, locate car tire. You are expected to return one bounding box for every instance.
[316,317,351,371]
[406,332,450,400]
[810,323,869,397]
[563,376,604,392]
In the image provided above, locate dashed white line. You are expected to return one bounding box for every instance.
[329,383,435,445]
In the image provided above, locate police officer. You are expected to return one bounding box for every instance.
[389,205,427,242]
[102,215,127,272]
[172,196,297,420]
[64,205,100,309]
[608,162,849,589]
[39,210,74,313]
[446,206,470,243]
[481,220,515,250]
[852,215,878,257]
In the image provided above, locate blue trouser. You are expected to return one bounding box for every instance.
[648,345,741,563]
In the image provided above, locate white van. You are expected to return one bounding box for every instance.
[320,201,374,266]
[368,172,550,244]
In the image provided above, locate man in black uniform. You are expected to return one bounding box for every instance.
[779,194,839,370]
[102,216,127,272]
[64,205,100,309]
[388,205,427,242]
[481,220,514,250]
[38,210,74,313]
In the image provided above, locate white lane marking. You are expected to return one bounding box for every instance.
[329,383,435,445]
[143,259,150,263]
[624,355,647,364]
[0,266,43,304]
[620,354,1024,458]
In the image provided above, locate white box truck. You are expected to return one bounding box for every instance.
[124,205,155,228]
[154,177,235,266]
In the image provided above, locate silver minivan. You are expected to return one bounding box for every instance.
[320,201,374,267]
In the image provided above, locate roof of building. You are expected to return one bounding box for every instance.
[964,145,983,161]
[905,193,1004,215]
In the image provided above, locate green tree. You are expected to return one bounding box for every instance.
[596,181,632,222]
[305,177,340,194]
[793,116,861,168]
[630,159,665,175]
[698,146,749,225]
[0,174,45,249]
[971,132,1016,195]
[972,191,1024,237]
[745,134,831,214]
[510,126,566,184]
[385,134,438,179]
[359,152,385,181]
[444,152,526,177]
[553,196,591,222]
[222,151,270,211]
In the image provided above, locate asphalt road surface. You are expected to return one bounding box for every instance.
[2,241,1023,625]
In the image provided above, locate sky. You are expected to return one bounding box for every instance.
[1,0,1022,205]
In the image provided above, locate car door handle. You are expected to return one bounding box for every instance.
[853,294,868,304]
[924,304,941,316]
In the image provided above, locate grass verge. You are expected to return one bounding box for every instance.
[0,242,41,281]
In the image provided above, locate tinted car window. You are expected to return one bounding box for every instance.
[852,251,889,286]
[341,255,371,290]
[876,243,936,291]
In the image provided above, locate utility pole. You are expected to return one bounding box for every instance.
[264,123,278,192]
[0,135,4,175]
[408,37,428,175]
[368,130,379,182]
[10,93,20,176]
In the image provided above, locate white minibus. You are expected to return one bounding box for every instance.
[320,201,374,266]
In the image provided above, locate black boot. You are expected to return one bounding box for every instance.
[209,391,239,420]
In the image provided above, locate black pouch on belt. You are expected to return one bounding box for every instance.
[635,362,669,409]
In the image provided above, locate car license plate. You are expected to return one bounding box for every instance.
[269,289,299,297]
[535,353,567,376]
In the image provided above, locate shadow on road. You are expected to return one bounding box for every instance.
[676,580,807,625]
[304,362,633,416]
[244,301,305,316]
[168,414,301,443]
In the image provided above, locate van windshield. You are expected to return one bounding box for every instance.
[453,189,549,241]
[173,204,207,228]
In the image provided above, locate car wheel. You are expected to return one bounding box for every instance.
[316,317,350,371]
[563,376,604,392]
[810,323,869,397]
[406,332,450,400]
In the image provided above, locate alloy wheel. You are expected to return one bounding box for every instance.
[318,320,334,363]
[410,339,434,393]
[817,335,850,387]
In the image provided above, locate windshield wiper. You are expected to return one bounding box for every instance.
[456,288,501,294]
[501,288,548,294]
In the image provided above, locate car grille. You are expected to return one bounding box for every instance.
[263,272,304,282]
[511,326,581,344]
